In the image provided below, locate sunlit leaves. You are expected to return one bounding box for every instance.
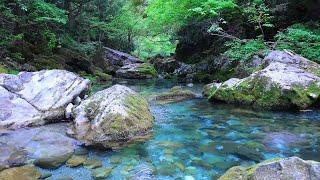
[30,0,67,25]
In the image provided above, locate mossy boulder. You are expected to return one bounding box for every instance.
[116,63,157,79]
[69,85,154,149]
[155,86,197,104]
[208,51,320,110]
[219,157,320,180]
[94,70,112,82]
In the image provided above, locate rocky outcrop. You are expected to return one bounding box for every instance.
[116,63,157,79]
[219,157,320,180]
[208,51,320,110]
[155,86,198,104]
[93,47,143,74]
[69,85,154,149]
[150,57,182,77]
[0,70,90,129]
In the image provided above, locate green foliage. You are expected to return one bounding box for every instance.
[43,30,56,50]
[60,35,97,56]
[243,1,273,37]
[133,35,177,60]
[137,63,157,77]
[190,0,236,18]
[224,39,267,62]
[29,0,67,25]
[275,22,320,62]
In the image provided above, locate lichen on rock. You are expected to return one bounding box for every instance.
[69,84,154,149]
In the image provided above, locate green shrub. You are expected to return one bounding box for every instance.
[275,22,320,62]
[224,39,268,62]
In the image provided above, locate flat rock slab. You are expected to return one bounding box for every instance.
[0,70,90,129]
[0,123,81,169]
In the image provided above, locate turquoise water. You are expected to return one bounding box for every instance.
[42,79,320,179]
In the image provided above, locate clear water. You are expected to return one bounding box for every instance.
[42,79,320,180]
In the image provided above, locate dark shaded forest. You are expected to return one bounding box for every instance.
[0,0,319,81]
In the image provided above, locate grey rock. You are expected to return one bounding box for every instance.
[219,157,320,180]
[208,51,320,110]
[0,70,90,129]
[69,85,154,149]
[0,123,80,169]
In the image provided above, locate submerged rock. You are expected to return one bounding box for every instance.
[91,167,113,179]
[155,86,197,104]
[66,155,87,167]
[219,157,320,180]
[116,63,157,79]
[83,158,103,169]
[0,145,27,170]
[0,70,90,129]
[69,84,154,149]
[0,165,41,180]
[208,51,320,110]
[263,132,308,152]
[0,123,80,169]
[129,163,155,180]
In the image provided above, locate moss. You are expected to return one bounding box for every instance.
[137,63,157,77]
[0,65,8,74]
[0,65,19,75]
[8,69,19,75]
[193,72,211,83]
[33,56,64,70]
[288,83,320,109]
[156,86,196,103]
[94,71,112,82]
[219,157,283,180]
[101,94,153,142]
[83,74,97,84]
[124,95,154,131]
[213,69,236,82]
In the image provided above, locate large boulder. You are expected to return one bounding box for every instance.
[69,85,154,149]
[93,47,143,74]
[0,70,90,129]
[150,57,182,74]
[208,51,320,110]
[219,157,320,180]
[116,63,157,79]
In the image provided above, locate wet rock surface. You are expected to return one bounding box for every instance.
[0,165,41,180]
[0,70,90,129]
[0,123,80,170]
[155,86,198,104]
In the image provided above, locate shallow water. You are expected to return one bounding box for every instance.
[41,79,320,179]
